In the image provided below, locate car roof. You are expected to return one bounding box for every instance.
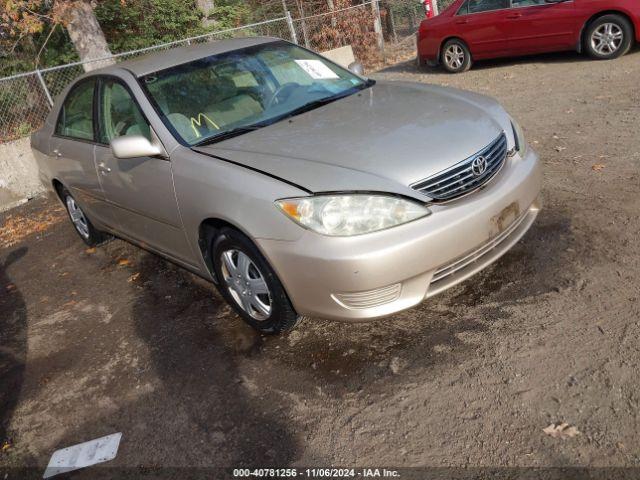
[89,36,281,78]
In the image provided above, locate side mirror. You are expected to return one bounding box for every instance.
[110,134,165,159]
[348,61,365,76]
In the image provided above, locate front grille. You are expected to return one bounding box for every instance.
[412,132,508,201]
[332,283,402,310]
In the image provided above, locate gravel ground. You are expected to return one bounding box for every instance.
[1,49,640,478]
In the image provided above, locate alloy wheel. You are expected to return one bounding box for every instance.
[66,196,90,239]
[591,23,624,55]
[444,44,465,70]
[220,249,272,321]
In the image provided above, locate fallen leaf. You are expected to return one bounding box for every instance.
[592,163,606,171]
[5,283,16,292]
[1,440,11,451]
[0,204,65,249]
[117,258,131,267]
[555,146,566,152]
[85,247,96,254]
[128,272,140,283]
[543,422,580,439]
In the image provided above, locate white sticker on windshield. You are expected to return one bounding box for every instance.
[294,60,340,80]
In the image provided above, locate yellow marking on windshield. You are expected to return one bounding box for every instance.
[190,113,220,137]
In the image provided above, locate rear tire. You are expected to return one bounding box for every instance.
[61,187,110,246]
[584,14,633,60]
[212,227,300,334]
[441,39,472,73]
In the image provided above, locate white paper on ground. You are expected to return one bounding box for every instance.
[42,432,122,478]
[294,59,340,79]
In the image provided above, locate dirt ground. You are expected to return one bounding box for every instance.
[1,48,640,478]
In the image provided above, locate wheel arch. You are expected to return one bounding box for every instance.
[52,179,65,202]
[579,10,636,52]
[197,217,252,284]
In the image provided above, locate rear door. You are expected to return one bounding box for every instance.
[506,0,578,55]
[50,78,115,227]
[93,76,194,264]
[455,0,511,58]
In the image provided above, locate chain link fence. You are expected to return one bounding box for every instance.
[1,0,426,144]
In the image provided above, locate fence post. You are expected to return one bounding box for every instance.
[285,11,299,45]
[294,0,311,48]
[371,0,385,57]
[35,69,54,108]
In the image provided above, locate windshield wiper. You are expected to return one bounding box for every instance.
[193,124,266,147]
[280,88,364,121]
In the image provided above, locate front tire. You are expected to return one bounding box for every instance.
[441,39,472,73]
[61,188,110,246]
[212,228,300,334]
[584,14,633,60]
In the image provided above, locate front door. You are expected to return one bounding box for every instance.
[94,77,194,264]
[506,0,578,55]
[455,0,511,58]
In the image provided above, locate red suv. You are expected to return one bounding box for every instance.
[417,0,640,73]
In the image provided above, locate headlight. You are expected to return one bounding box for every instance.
[276,194,431,236]
[511,118,527,156]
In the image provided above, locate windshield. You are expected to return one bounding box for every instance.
[140,41,369,146]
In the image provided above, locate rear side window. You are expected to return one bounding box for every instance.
[511,0,546,6]
[56,80,95,141]
[464,0,509,14]
[457,1,469,15]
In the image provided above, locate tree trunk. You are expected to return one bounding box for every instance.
[65,1,114,72]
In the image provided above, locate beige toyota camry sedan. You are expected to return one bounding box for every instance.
[31,37,542,333]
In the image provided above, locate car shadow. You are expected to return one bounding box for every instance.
[379,45,640,75]
[47,251,303,479]
[0,247,28,452]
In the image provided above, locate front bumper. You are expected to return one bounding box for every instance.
[257,147,542,321]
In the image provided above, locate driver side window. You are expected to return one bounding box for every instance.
[99,79,150,144]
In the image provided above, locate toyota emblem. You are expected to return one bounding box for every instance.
[471,156,487,176]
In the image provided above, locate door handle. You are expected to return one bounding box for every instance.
[98,162,112,175]
[455,19,468,24]
[507,13,522,18]
[52,149,62,158]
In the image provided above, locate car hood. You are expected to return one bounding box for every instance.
[194,80,514,199]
